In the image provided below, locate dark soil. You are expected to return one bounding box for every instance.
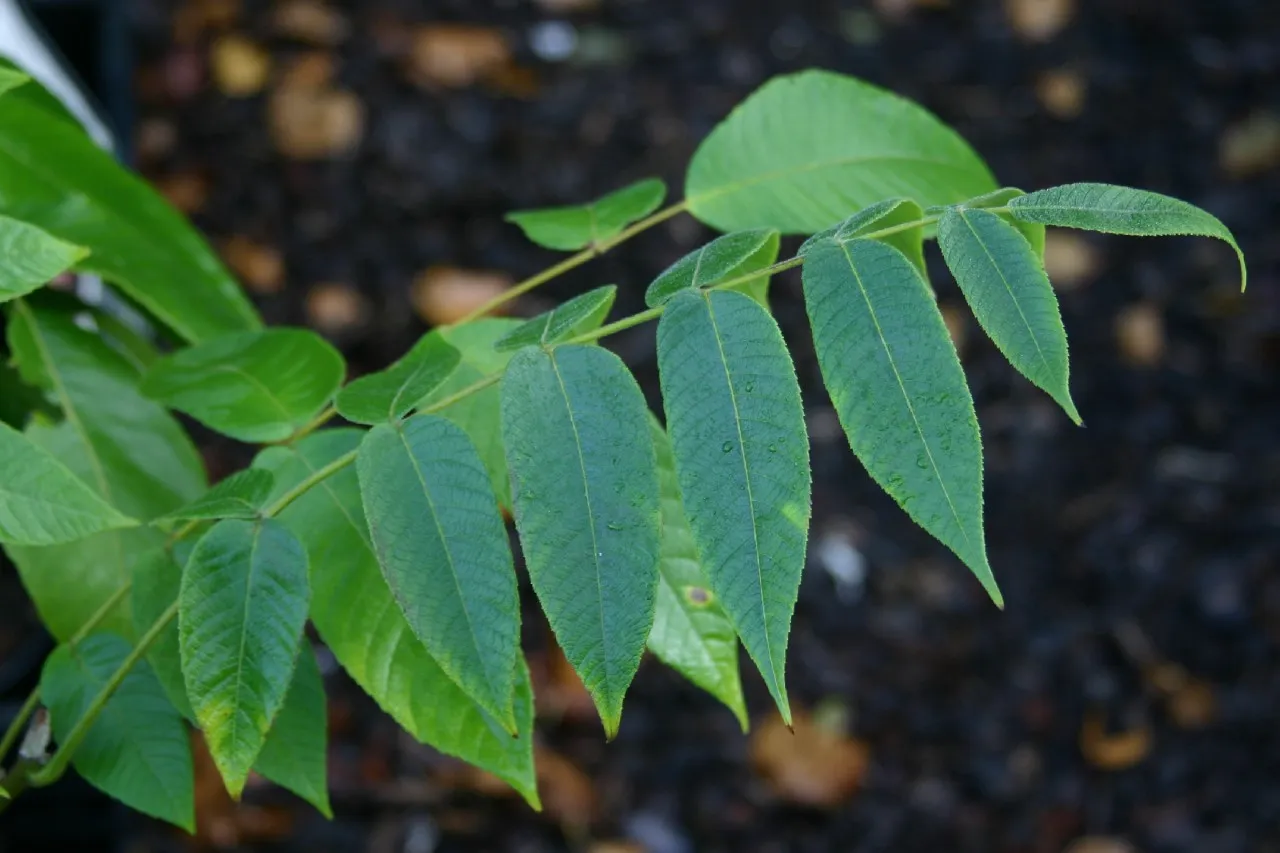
[5,0,1280,851]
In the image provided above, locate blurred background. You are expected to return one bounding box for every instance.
[2,0,1279,851]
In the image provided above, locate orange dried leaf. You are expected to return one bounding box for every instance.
[749,706,870,808]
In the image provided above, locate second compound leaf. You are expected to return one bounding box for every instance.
[336,331,460,425]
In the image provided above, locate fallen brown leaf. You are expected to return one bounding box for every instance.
[1114,303,1165,368]
[222,235,285,294]
[411,266,512,327]
[1036,69,1087,119]
[536,745,597,831]
[1005,0,1075,42]
[268,82,364,159]
[273,0,350,45]
[210,34,271,97]
[750,704,870,808]
[1219,111,1280,179]
[1079,711,1151,771]
[306,282,371,337]
[156,172,209,214]
[1043,231,1101,290]
[408,25,511,89]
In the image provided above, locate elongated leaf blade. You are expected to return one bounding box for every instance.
[656,290,810,722]
[254,644,331,817]
[645,229,779,308]
[335,332,460,425]
[686,70,996,234]
[252,431,539,807]
[0,214,88,303]
[357,415,521,730]
[41,634,194,830]
[506,178,666,251]
[801,237,999,604]
[161,469,275,522]
[646,416,747,728]
[179,518,310,797]
[1009,182,1247,289]
[143,329,345,443]
[501,345,660,736]
[495,285,617,351]
[0,420,135,545]
[6,302,204,639]
[131,548,194,720]
[0,79,260,342]
[417,319,522,508]
[938,208,1080,422]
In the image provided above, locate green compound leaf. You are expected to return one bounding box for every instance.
[938,208,1080,423]
[417,319,522,509]
[252,431,539,807]
[506,178,666,251]
[253,644,332,818]
[160,469,275,522]
[644,229,779,308]
[685,69,997,234]
[5,301,204,640]
[0,75,260,342]
[0,214,88,303]
[335,331,460,425]
[1008,182,1247,290]
[495,285,617,351]
[0,419,136,545]
[41,633,194,830]
[179,518,310,798]
[720,229,781,308]
[801,237,999,606]
[646,416,748,729]
[357,415,521,731]
[655,290,810,724]
[143,329,346,443]
[501,345,661,737]
[131,548,194,721]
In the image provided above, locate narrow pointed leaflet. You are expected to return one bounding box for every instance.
[645,229,779,307]
[0,420,136,546]
[179,518,310,797]
[506,178,666,251]
[501,345,661,736]
[160,468,275,522]
[41,634,194,830]
[253,644,332,817]
[1008,183,1247,289]
[357,415,521,731]
[252,430,539,807]
[656,290,810,723]
[800,237,999,605]
[646,416,748,729]
[335,331,460,425]
[938,207,1080,423]
[495,285,617,351]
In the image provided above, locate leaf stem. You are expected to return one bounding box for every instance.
[0,692,41,769]
[261,450,357,518]
[288,405,337,444]
[456,201,689,324]
[29,600,179,788]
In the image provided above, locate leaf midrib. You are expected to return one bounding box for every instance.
[836,240,976,556]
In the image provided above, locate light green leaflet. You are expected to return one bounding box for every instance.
[501,345,661,737]
[6,302,205,639]
[41,634,194,830]
[159,468,275,522]
[495,285,617,351]
[252,430,539,807]
[1008,182,1247,290]
[0,214,88,303]
[417,319,523,508]
[179,518,310,798]
[0,75,260,342]
[655,290,810,724]
[938,208,1080,423]
[132,549,332,815]
[506,178,666,251]
[644,229,779,308]
[335,331,460,425]
[646,416,748,729]
[357,415,521,731]
[685,70,996,234]
[253,644,332,817]
[142,328,346,443]
[801,237,999,605]
[0,66,28,97]
[0,419,135,545]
